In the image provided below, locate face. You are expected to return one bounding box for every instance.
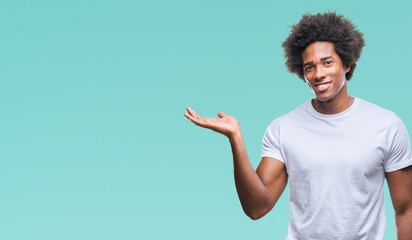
[302,42,350,102]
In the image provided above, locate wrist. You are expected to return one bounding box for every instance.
[228,128,243,142]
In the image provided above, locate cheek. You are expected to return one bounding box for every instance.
[331,68,345,79]
[304,71,314,79]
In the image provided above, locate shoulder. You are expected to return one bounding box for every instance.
[355,98,409,135]
[263,101,311,140]
[267,100,310,126]
[356,98,395,117]
[355,98,397,125]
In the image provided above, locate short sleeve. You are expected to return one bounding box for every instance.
[261,118,284,162]
[384,115,412,172]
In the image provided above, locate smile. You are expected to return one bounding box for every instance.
[314,82,331,92]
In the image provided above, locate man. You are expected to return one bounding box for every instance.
[184,12,412,239]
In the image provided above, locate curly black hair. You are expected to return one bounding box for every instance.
[282,12,365,81]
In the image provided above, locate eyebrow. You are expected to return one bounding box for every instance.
[321,56,333,61]
[303,56,333,67]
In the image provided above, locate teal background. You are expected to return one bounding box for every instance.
[1,0,411,239]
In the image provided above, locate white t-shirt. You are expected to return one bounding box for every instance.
[261,98,412,240]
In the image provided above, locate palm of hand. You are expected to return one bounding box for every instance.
[184,107,239,137]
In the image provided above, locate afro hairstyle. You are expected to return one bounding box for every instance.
[282,12,365,81]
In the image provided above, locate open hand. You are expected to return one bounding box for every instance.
[184,107,240,138]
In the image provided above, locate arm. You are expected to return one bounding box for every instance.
[184,107,287,220]
[386,165,412,240]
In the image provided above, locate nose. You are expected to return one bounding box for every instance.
[314,66,326,80]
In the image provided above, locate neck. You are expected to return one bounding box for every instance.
[312,85,354,114]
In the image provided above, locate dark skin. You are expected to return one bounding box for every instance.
[302,42,352,114]
[184,108,288,219]
[386,166,412,240]
[184,41,412,238]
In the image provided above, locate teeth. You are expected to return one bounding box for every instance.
[317,83,329,87]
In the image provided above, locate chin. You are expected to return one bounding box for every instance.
[315,94,335,102]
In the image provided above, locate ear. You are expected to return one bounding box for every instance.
[344,65,351,73]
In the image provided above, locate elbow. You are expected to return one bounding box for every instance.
[241,198,274,220]
[393,201,412,217]
[395,206,412,217]
[248,213,263,221]
[244,208,267,220]
[240,190,277,220]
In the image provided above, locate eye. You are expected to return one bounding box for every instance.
[304,66,313,71]
[325,61,332,66]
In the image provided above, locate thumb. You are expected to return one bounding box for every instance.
[217,112,228,118]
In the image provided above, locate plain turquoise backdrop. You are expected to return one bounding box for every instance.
[1,0,411,239]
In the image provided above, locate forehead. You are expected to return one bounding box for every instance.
[302,42,339,62]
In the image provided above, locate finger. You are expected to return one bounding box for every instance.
[184,112,204,126]
[217,112,228,118]
[186,107,202,119]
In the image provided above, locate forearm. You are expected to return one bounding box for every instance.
[229,130,268,219]
[396,209,412,240]
[183,108,273,218]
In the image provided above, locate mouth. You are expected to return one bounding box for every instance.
[314,82,331,92]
